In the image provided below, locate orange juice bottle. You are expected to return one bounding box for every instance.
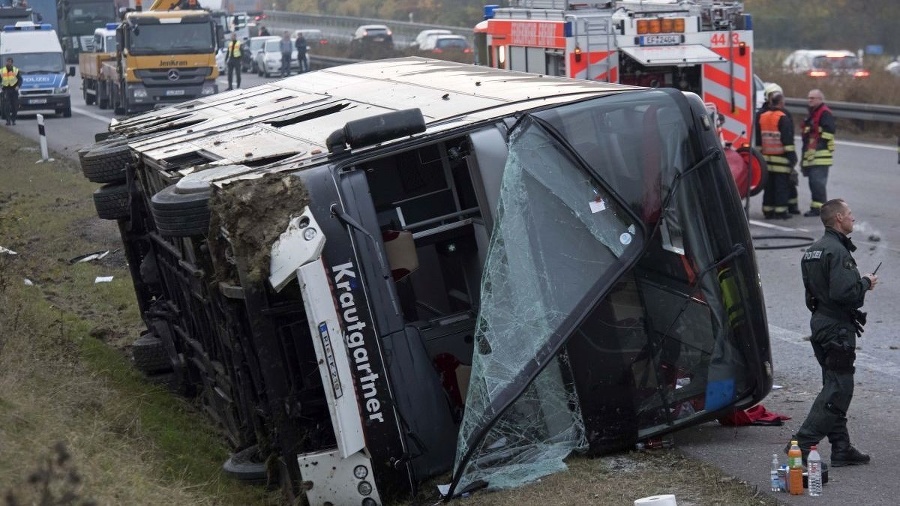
[788,440,803,495]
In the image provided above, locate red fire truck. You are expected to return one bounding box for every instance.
[475,0,759,163]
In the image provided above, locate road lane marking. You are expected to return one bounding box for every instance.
[72,106,113,124]
[838,139,897,151]
[748,221,900,253]
[769,324,900,379]
[748,219,812,232]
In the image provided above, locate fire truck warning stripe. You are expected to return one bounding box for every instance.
[706,59,749,82]
[571,52,618,82]
[702,77,749,114]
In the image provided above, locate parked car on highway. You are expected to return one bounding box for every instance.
[886,58,900,77]
[349,24,393,58]
[256,38,304,77]
[243,35,279,74]
[294,28,328,49]
[783,49,869,78]
[418,34,472,57]
[409,29,452,50]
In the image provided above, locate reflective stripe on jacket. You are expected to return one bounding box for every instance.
[1,66,19,87]
[802,104,835,168]
[227,41,242,59]
[757,108,796,173]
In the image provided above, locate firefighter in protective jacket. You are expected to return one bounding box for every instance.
[796,198,876,466]
[756,92,796,219]
[801,89,836,216]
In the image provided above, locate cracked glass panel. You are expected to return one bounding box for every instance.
[452,115,641,493]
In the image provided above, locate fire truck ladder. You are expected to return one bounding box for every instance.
[577,14,613,83]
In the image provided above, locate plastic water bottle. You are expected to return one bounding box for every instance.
[770,453,780,492]
[808,445,823,497]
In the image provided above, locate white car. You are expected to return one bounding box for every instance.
[783,49,869,78]
[418,34,472,57]
[886,59,900,77]
[255,39,307,77]
[409,29,451,50]
[243,35,279,73]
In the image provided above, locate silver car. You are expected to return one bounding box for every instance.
[256,39,307,77]
[243,35,279,73]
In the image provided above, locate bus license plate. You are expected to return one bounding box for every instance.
[165,89,185,96]
[640,35,681,46]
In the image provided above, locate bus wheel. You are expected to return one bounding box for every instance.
[93,183,130,221]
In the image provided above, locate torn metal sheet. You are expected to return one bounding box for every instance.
[68,250,111,264]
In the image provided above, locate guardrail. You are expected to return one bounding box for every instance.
[307,56,900,124]
[280,8,899,124]
[785,98,900,123]
[309,55,360,70]
[262,10,473,47]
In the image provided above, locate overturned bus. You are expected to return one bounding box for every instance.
[78,57,771,505]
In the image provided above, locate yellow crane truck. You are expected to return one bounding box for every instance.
[102,0,221,115]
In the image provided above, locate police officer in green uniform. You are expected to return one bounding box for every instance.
[794,198,878,466]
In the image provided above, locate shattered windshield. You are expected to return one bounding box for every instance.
[452,114,643,494]
[451,89,762,495]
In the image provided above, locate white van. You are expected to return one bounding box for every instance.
[0,22,75,117]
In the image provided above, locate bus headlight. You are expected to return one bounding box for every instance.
[357,480,372,496]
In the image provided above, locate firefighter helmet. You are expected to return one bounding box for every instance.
[763,82,783,99]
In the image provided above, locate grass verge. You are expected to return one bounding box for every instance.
[0,130,780,506]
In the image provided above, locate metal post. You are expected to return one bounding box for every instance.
[36,114,54,163]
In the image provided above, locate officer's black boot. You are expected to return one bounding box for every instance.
[831,443,870,467]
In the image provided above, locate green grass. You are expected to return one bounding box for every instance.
[0,132,278,505]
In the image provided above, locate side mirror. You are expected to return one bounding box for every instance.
[68,66,76,77]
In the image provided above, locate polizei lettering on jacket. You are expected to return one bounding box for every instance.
[332,261,384,423]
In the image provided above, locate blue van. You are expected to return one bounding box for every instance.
[1,22,75,117]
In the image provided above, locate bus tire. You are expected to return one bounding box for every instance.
[93,183,130,221]
[133,332,172,374]
[150,185,212,237]
[81,142,131,183]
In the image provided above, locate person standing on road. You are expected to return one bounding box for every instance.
[793,198,877,467]
[279,31,293,77]
[801,89,836,217]
[295,33,308,73]
[1,57,22,126]
[756,92,797,219]
[258,24,270,36]
[224,33,242,91]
